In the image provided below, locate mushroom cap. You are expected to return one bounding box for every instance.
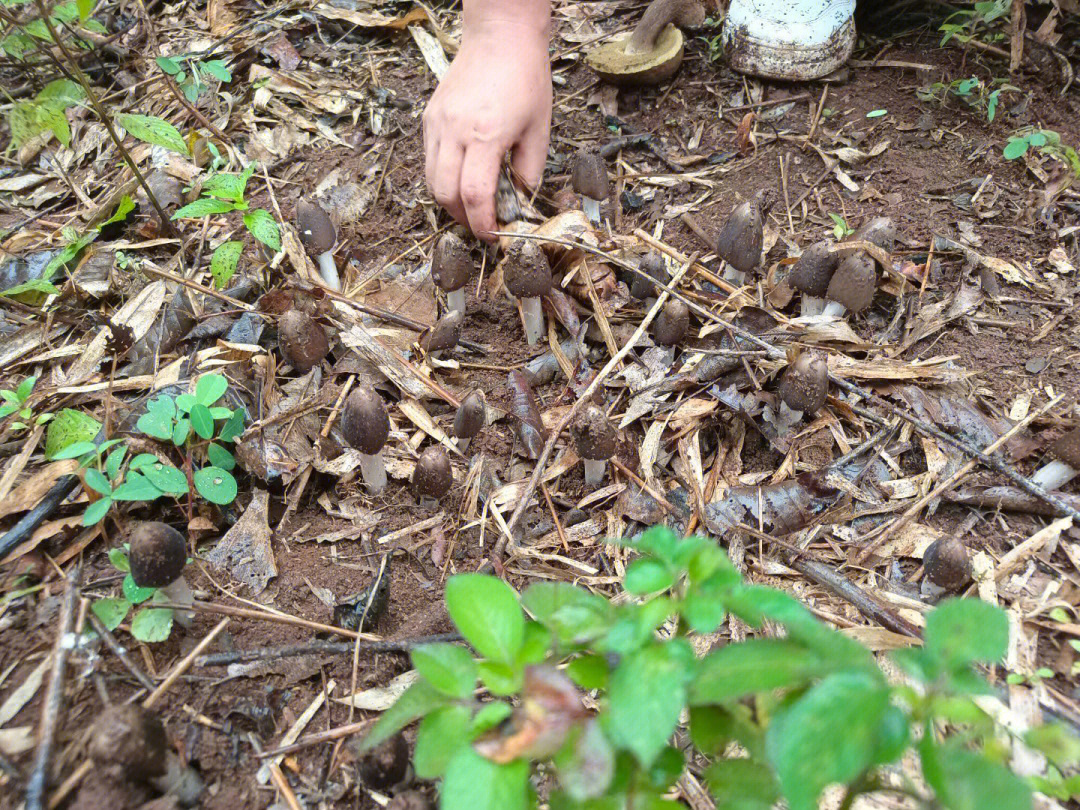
[412,446,452,500]
[850,216,897,253]
[278,309,330,373]
[789,241,839,297]
[432,232,473,293]
[826,252,876,313]
[653,299,689,346]
[778,352,828,414]
[89,704,168,781]
[342,387,390,455]
[923,535,971,590]
[504,238,552,299]
[572,403,617,461]
[296,199,335,255]
[584,0,703,86]
[420,310,463,354]
[572,150,610,201]
[716,198,764,275]
[453,390,486,440]
[1048,427,1080,468]
[358,733,410,790]
[630,252,670,300]
[129,522,186,589]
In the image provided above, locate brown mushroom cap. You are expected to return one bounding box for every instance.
[296,199,335,255]
[789,241,839,297]
[420,310,463,354]
[432,232,473,293]
[850,216,897,253]
[412,446,452,500]
[1048,428,1080,468]
[572,149,610,201]
[504,238,552,299]
[453,390,486,440]
[89,704,168,781]
[278,309,330,373]
[572,404,617,461]
[358,733,410,790]
[923,535,971,590]
[584,0,704,86]
[653,299,689,346]
[826,252,876,313]
[778,352,828,414]
[129,522,186,589]
[716,197,764,275]
[342,387,390,455]
[630,252,670,300]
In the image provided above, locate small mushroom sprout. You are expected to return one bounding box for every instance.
[432,231,473,314]
[778,351,828,418]
[572,149,610,224]
[504,238,552,346]
[922,535,972,596]
[420,309,463,355]
[789,241,838,317]
[823,252,876,318]
[453,390,486,452]
[129,521,193,626]
[357,733,410,790]
[1031,427,1080,491]
[630,252,670,302]
[296,199,340,291]
[342,386,391,493]
[412,445,452,504]
[585,0,705,86]
[715,192,765,285]
[573,403,617,486]
[278,309,329,372]
[653,299,689,347]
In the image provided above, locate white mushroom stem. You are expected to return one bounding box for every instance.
[822,301,847,318]
[1030,460,1079,491]
[721,264,746,285]
[520,296,545,346]
[583,459,607,487]
[161,577,194,628]
[360,450,387,493]
[920,579,947,601]
[447,288,466,314]
[456,437,471,453]
[582,197,601,224]
[801,296,825,317]
[317,251,341,292]
[152,751,204,806]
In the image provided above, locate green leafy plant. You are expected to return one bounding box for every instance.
[938,0,1009,47]
[90,545,178,643]
[1003,128,1080,176]
[829,213,854,241]
[7,78,85,149]
[155,54,232,104]
[173,164,281,277]
[917,76,1015,122]
[0,0,105,61]
[0,376,52,431]
[362,527,1080,810]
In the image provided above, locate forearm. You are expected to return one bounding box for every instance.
[463,0,550,35]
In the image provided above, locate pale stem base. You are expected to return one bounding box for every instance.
[521,296,545,346]
[1030,459,1078,491]
[318,251,341,292]
[447,288,466,314]
[583,458,607,487]
[721,264,746,285]
[152,752,204,806]
[161,577,194,628]
[456,437,471,453]
[801,295,825,317]
[582,197,600,224]
[360,451,387,493]
[822,300,847,318]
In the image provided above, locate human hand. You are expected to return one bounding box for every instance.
[423,20,552,241]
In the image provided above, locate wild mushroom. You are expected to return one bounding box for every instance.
[585,0,705,86]
[922,535,971,595]
[358,733,410,790]
[296,199,340,292]
[715,193,765,285]
[504,238,552,346]
[573,403,617,486]
[850,216,897,253]
[129,522,192,627]
[412,446,452,504]
[572,149,610,224]
[342,387,390,493]
[789,241,838,317]
[630,252,670,301]
[432,232,473,314]
[778,351,828,417]
[453,390,486,452]
[420,309,463,355]
[823,252,876,318]
[278,309,329,373]
[653,299,689,346]
[1031,427,1080,491]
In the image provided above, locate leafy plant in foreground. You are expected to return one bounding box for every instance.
[1003,128,1080,177]
[90,545,178,643]
[0,376,52,431]
[362,527,1080,810]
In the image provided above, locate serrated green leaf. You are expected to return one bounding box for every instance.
[471,702,512,735]
[624,559,675,595]
[446,574,524,664]
[566,654,608,691]
[243,208,281,251]
[210,240,242,289]
[39,104,71,147]
[172,197,236,220]
[9,102,44,147]
[45,409,101,458]
[201,173,248,203]
[116,113,188,155]
[476,660,522,696]
[130,607,173,642]
[190,403,214,439]
[412,643,477,699]
[690,639,836,705]
[91,597,129,631]
[193,466,237,504]
[101,196,135,228]
[522,581,614,646]
[415,705,471,779]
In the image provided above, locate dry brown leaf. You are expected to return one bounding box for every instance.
[311,5,428,31]
[0,460,79,521]
[736,112,756,156]
[204,489,277,593]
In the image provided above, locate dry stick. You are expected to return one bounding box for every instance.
[853,395,1063,566]
[24,564,80,810]
[610,457,682,516]
[30,0,175,234]
[259,719,372,759]
[498,253,697,551]
[86,610,156,691]
[153,600,376,640]
[196,633,464,668]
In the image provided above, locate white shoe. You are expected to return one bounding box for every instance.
[722,0,856,81]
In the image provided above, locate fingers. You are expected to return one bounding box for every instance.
[458,142,504,242]
[429,139,467,227]
[511,118,550,192]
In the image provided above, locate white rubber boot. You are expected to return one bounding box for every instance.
[722,0,856,81]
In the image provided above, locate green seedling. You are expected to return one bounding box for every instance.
[939,0,1009,47]
[155,55,232,104]
[917,76,1016,122]
[829,212,854,241]
[1003,128,1080,176]
[90,545,179,643]
[362,526,1080,810]
[0,376,52,431]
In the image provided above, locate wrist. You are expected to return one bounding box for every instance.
[463,0,550,39]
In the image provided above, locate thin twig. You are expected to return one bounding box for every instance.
[86,610,156,691]
[259,719,372,758]
[154,600,376,640]
[196,633,464,667]
[145,618,229,708]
